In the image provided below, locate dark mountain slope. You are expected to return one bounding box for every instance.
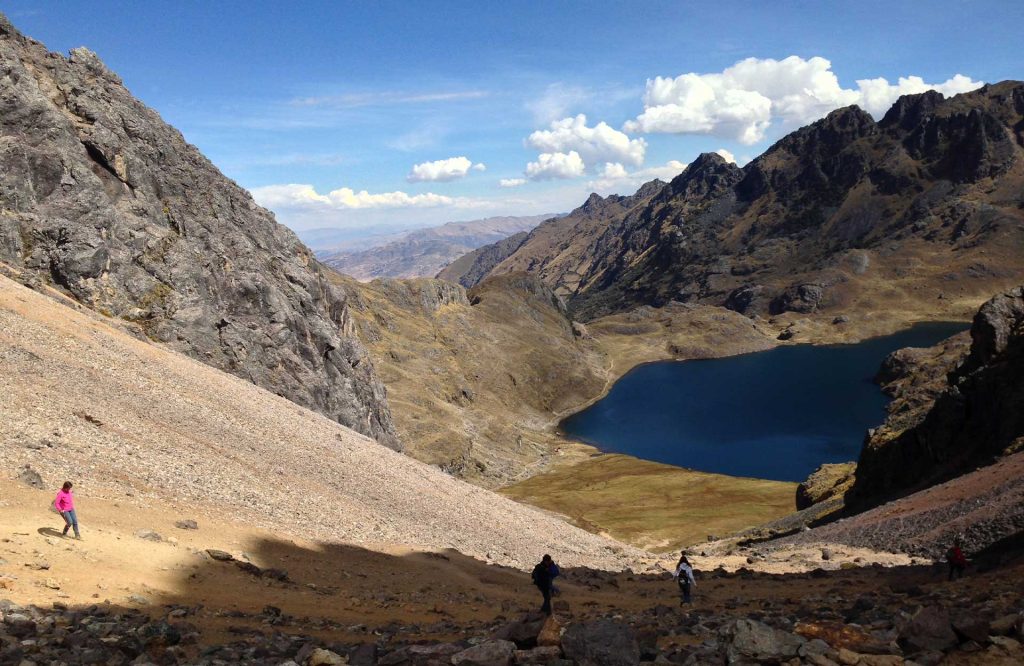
[478,179,667,297]
[435,231,529,288]
[0,14,399,447]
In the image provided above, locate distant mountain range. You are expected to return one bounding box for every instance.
[319,214,557,281]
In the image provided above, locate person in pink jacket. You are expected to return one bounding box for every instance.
[54,482,80,539]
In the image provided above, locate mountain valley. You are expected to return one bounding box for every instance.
[2,10,1024,665]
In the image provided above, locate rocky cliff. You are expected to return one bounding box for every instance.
[850,286,1024,505]
[459,84,1024,325]
[0,14,399,447]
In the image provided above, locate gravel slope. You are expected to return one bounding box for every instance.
[0,273,648,571]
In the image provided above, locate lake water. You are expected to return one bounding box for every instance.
[560,322,968,482]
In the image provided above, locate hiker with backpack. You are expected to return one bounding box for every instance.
[531,554,555,615]
[54,481,80,539]
[946,539,968,581]
[673,551,695,605]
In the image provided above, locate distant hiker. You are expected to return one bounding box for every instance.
[54,481,80,539]
[531,554,555,615]
[946,540,968,581]
[548,558,562,596]
[673,551,695,605]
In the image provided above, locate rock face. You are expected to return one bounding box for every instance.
[796,462,856,510]
[851,286,1024,505]
[461,84,1024,322]
[0,15,398,448]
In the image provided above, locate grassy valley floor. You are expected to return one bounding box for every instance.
[500,454,797,553]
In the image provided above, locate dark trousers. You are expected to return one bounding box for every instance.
[538,584,552,615]
[678,579,692,604]
[948,563,965,581]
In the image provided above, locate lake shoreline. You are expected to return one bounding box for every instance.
[561,319,966,479]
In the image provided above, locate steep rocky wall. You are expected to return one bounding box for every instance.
[850,286,1024,505]
[0,14,399,448]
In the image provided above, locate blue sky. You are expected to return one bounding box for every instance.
[6,1,1022,238]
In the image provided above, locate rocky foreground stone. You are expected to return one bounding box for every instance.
[2,558,1022,665]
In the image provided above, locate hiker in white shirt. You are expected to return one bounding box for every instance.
[673,551,696,605]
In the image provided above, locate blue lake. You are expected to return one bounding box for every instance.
[560,322,969,482]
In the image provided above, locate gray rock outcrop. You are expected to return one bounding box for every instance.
[0,14,398,448]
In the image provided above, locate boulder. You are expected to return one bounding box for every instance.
[536,614,563,646]
[898,606,958,653]
[723,618,805,662]
[134,529,162,542]
[308,647,348,665]
[491,614,545,648]
[174,519,198,530]
[450,639,515,666]
[16,465,43,488]
[561,619,640,666]
[205,549,234,561]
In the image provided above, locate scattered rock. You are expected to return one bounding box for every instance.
[723,618,805,662]
[308,647,348,665]
[174,519,198,530]
[16,464,43,488]
[206,549,234,561]
[134,529,163,542]
[451,639,515,666]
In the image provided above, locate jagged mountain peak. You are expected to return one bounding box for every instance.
[879,89,946,130]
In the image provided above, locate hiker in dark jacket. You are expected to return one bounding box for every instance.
[531,554,555,615]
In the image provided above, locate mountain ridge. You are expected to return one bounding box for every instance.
[453,84,1024,328]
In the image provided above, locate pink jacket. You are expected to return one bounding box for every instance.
[54,490,74,512]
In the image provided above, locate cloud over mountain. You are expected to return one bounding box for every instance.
[525,150,586,180]
[623,56,982,144]
[528,114,647,167]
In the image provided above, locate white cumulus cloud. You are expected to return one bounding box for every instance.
[251,183,456,210]
[624,56,983,144]
[587,160,688,193]
[407,156,486,182]
[499,178,527,188]
[715,149,737,164]
[525,151,586,181]
[528,114,647,167]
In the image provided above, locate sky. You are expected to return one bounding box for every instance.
[6,1,1022,239]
